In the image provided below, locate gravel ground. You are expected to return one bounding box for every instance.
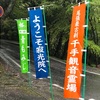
[0,48,100,100]
[0,60,49,100]
[0,57,66,100]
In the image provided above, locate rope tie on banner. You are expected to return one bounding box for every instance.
[40,6,44,10]
[27,59,30,62]
[78,2,81,6]
[83,25,88,27]
[15,18,29,21]
[34,7,36,10]
[28,4,54,10]
[80,74,85,77]
[82,0,90,99]
[81,49,87,52]
[43,25,46,28]
[27,46,30,48]
[45,43,48,45]
[42,5,54,100]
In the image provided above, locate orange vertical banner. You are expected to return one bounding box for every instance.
[64,4,86,99]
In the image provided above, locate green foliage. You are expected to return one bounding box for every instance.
[1,18,18,40]
[0,0,100,66]
[84,0,100,65]
[45,1,73,58]
[86,40,100,57]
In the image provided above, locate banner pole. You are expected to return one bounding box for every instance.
[27,19,32,87]
[82,0,90,99]
[42,6,54,100]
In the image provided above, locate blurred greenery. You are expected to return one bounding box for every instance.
[0,0,100,67]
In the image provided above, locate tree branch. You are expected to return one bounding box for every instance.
[3,0,16,19]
